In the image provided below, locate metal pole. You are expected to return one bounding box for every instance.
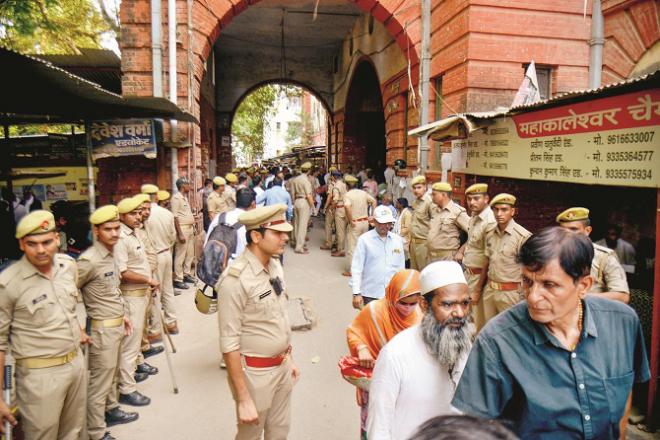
[647,188,660,427]
[151,0,163,97]
[169,0,179,191]
[85,122,96,211]
[2,125,14,222]
[588,0,604,89]
[418,0,431,172]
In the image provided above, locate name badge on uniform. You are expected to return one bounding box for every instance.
[136,245,142,250]
[32,294,47,305]
[393,248,401,254]
[259,290,272,300]
[104,271,114,277]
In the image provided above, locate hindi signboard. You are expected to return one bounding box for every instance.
[90,119,156,160]
[452,90,660,188]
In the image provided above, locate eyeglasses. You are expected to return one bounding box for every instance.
[438,300,471,312]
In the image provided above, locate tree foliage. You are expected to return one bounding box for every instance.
[0,0,111,54]
[232,85,278,163]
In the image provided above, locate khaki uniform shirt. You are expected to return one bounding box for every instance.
[343,189,375,221]
[485,219,531,283]
[590,243,630,294]
[411,194,435,240]
[135,226,157,273]
[77,241,125,320]
[333,180,348,217]
[427,200,470,252]
[115,223,151,290]
[398,208,413,257]
[0,254,81,359]
[291,174,313,199]
[216,249,291,357]
[207,191,228,219]
[145,204,177,252]
[463,206,497,269]
[170,193,195,226]
[309,175,320,193]
[222,186,237,211]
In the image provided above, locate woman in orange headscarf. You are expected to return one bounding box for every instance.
[345,269,422,439]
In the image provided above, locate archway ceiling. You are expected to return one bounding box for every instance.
[214,0,361,113]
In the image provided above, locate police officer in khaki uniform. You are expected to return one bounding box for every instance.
[207,176,228,222]
[426,182,470,262]
[409,175,436,270]
[556,207,629,303]
[476,193,531,325]
[290,162,315,254]
[216,204,300,440]
[0,210,87,439]
[454,183,496,331]
[343,175,377,276]
[115,197,157,407]
[321,168,337,251]
[171,177,197,289]
[78,205,138,440]
[157,190,171,208]
[331,172,348,258]
[223,173,239,211]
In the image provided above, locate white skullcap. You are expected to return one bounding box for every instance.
[420,261,467,294]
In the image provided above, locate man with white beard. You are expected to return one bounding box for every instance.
[367,261,473,440]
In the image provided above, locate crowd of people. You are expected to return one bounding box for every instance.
[0,159,652,440]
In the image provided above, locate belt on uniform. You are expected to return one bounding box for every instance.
[295,196,307,199]
[488,280,520,291]
[412,238,426,244]
[243,346,292,368]
[91,316,124,329]
[17,349,77,369]
[465,267,483,275]
[335,203,344,208]
[157,248,170,254]
[353,217,368,222]
[121,288,149,297]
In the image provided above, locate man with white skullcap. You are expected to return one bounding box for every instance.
[367,261,473,440]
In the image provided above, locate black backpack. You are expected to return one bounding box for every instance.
[197,212,241,290]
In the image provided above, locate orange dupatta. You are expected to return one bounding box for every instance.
[347,269,422,359]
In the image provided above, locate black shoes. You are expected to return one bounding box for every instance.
[183,275,196,284]
[142,345,164,358]
[105,407,139,427]
[134,371,149,383]
[173,281,188,290]
[101,432,117,440]
[137,362,158,375]
[119,391,151,407]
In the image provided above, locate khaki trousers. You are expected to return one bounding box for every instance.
[293,198,311,252]
[118,294,148,394]
[16,352,86,440]
[334,214,347,252]
[427,249,456,263]
[465,271,485,332]
[88,324,123,440]
[231,359,294,440]
[174,224,195,282]
[346,221,369,271]
[482,285,521,326]
[324,208,335,248]
[157,250,176,326]
[410,240,428,270]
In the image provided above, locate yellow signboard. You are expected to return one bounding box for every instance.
[4,167,98,208]
[452,90,660,188]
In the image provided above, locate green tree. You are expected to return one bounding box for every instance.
[232,85,278,162]
[0,0,110,54]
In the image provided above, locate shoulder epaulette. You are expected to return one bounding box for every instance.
[593,243,614,255]
[0,261,20,286]
[227,258,248,278]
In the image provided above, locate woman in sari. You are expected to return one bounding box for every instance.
[346,269,422,439]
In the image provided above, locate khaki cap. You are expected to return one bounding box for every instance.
[301,162,312,171]
[411,175,426,186]
[239,204,293,232]
[157,190,171,201]
[89,205,119,225]
[117,197,143,214]
[431,182,452,192]
[134,193,150,204]
[490,193,517,206]
[344,174,358,184]
[232,168,241,173]
[225,173,238,183]
[141,184,159,194]
[247,167,255,173]
[15,210,55,239]
[556,207,590,223]
[213,176,226,186]
[329,166,337,172]
[465,183,488,195]
[260,169,269,175]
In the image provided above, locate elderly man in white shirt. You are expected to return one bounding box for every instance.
[367,261,472,440]
[351,205,405,310]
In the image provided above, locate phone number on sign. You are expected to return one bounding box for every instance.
[607,131,655,144]
[605,169,653,180]
[606,150,654,162]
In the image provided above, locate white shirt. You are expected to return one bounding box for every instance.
[595,238,636,273]
[254,186,265,207]
[384,167,395,192]
[367,325,468,440]
[350,229,405,299]
[204,208,246,264]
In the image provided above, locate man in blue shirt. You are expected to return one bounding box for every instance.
[350,205,405,309]
[452,227,650,439]
[256,177,293,220]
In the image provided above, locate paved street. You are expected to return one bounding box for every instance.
[113,220,360,439]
